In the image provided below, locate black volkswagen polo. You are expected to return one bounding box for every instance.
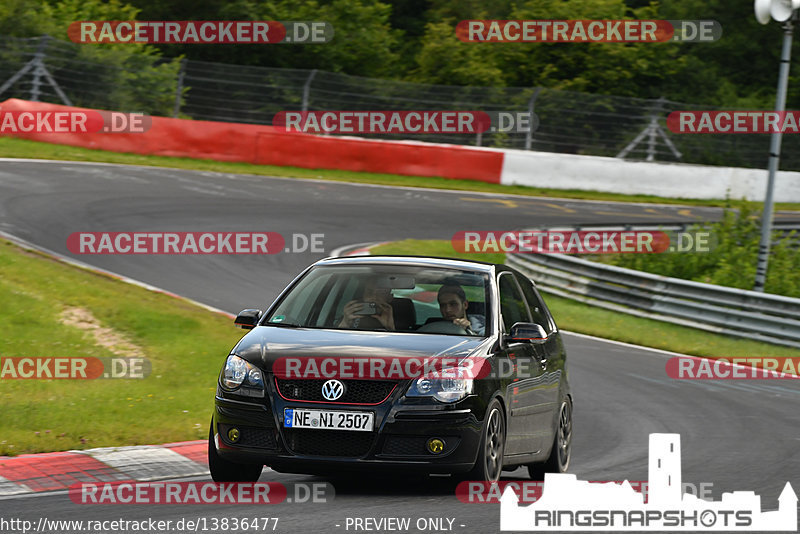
[209,256,572,483]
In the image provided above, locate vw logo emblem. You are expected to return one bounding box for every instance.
[321,379,344,401]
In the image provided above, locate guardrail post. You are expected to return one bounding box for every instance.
[301,69,317,113]
[525,87,541,150]
[29,35,49,102]
[173,58,187,118]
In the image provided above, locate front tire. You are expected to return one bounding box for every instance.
[208,422,263,482]
[467,399,506,482]
[528,396,572,480]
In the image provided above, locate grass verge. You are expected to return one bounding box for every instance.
[0,238,242,456]
[371,240,800,359]
[2,235,794,456]
[3,137,799,210]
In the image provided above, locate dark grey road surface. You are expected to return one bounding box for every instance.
[1,160,798,533]
[0,160,733,311]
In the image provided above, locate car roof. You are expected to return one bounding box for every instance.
[314,255,498,273]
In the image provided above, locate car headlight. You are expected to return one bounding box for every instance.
[405,376,473,403]
[220,355,264,397]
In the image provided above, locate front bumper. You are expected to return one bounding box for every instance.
[212,381,483,475]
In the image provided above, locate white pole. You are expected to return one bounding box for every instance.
[754,20,794,291]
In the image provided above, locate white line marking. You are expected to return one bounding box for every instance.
[0,475,33,496]
[0,157,718,210]
[561,330,693,359]
[0,231,235,319]
[78,447,208,481]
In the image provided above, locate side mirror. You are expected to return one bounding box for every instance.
[234,309,262,329]
[506,322,548,344]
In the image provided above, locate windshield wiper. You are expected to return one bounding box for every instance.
[264,322,302,328]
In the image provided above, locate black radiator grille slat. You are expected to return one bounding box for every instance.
[275,378,397,404]
[380,435,461,457]
[217,405,274,427]
[381,436,430,456]
[282,429,375,457]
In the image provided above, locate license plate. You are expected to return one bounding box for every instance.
[283,408,373,432]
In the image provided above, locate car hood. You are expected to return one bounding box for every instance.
[232,326,488,372]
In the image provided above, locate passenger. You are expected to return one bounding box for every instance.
[339,278,395,330]
[437,284,485,335]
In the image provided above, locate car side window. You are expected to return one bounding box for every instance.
[514,273,555,334]
[498,273,531,333]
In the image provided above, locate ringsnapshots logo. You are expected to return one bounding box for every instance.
[500,433,797,531]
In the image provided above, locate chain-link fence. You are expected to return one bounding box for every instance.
[2,35,798,171]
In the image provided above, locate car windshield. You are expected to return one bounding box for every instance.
[264,264,491,336]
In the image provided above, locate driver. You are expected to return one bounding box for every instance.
[437,284,485,335]
[338,277,395,330]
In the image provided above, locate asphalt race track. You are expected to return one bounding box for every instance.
[1,160,799,533]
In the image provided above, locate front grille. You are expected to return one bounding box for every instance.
[218,424,277,449]
[381,436,430,456]
[275,379,397,405]
[283,429,375,457]
[217,405,274,427]
[381,436,461,457]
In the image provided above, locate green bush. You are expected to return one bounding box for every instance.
[0,0,180,116]
[594,200,800,298]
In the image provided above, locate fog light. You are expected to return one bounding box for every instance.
[227,428,240,443]
[427,438,445,454]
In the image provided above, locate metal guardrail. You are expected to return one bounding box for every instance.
[507,238,800,349]
[524,221,800,244]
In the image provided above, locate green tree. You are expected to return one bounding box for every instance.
[0,0,179,115]
[128,0,402,78]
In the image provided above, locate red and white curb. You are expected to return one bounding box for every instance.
[0,441,208,496]
[0,232,235,497]
[0,232,385,498]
